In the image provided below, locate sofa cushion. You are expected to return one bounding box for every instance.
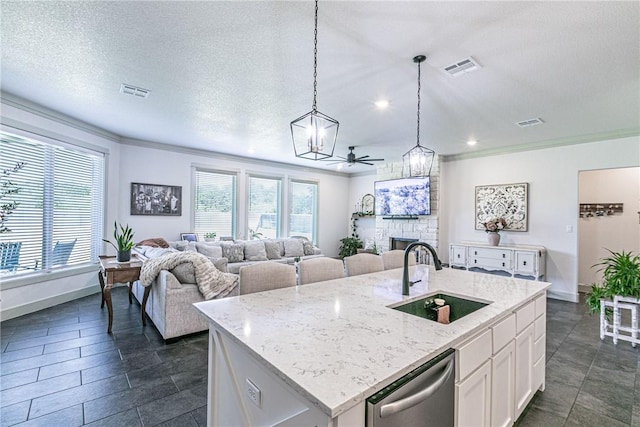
[221,242,245,263]
[264,240,281,260]
[244,240,268,261]
[283,239,304,257]
[136,238,170,248]
[168,241,196,252]
[302,240,315,256]
[195,242,223,258]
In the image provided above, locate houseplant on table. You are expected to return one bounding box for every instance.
[204,232,217,242]
[338,236,363,259]
[586,249,640,315]
[482,217,507,246]
[103,221,135,262]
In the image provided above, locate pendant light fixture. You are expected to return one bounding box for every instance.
[290,0,339,161]
[402,55,435,177]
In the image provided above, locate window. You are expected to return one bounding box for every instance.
[247,176,281,239]
[289,180,318,242]
[0,131,105,276]
[194,169,236,239]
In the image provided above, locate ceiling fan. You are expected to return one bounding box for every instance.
[325,146,385,166]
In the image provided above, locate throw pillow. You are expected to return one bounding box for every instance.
[302,240,315,256]
[195,242,223,258]
[136,237,170,248]
[143,247,177,259]
[170,263,196,283]
[263,240,281,260]
[221,242,245,263]
[244,240,268,261]
[283,239,304,257]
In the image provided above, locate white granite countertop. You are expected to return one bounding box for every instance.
[194,265,551,419]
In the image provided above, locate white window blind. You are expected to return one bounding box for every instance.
[247,176,281,239]
[289,180,318,243]
[0,131,104,275]
[194,169,236,240]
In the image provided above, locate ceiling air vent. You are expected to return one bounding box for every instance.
[120,84,150,98]
[516,118,545,128]
[443,57,481,76]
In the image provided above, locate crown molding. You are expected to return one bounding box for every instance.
[442,128,640,162]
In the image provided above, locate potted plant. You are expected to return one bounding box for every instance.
[103,221,135,262]
[338,236,363,259]
[586,249,640,315]
[204,232,217,242]
[482,217,507,246]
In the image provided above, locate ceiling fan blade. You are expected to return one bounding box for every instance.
[320,156,346,162]
[366,158,385,162]
[356,155,370,160]
[358,161,375,166]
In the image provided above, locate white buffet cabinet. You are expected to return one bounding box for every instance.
[450,242,546,281]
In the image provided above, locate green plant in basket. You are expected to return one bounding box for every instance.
[586,249,640,315]
[103,221,135,252]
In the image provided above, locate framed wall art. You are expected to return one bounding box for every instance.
[475,183,528,231]
[131,182,182,216]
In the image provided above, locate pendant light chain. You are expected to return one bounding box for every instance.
[312,0,318,112]
[416,58,421,147]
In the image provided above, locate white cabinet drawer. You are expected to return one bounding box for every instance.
[470,257,512,269]
[492,314,515,355]
[534,316,546,341]
[535,294,546,318]
[451,245,467,265]
[456,329,492,382]
[469,247,512,260]
[516,301,535,334]
[514,251,536,274]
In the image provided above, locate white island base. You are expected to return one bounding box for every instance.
[195,266,549,427]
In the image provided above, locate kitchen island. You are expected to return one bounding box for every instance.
[194,265,550,426]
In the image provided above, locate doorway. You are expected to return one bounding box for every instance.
[577,166,640,292]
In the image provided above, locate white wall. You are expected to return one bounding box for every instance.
[441,136,640,302]
[118,143,351,258]
[347,172,377,246]
[578,167,640,287]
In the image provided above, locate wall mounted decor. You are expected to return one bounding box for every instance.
[475,183,528,231]
[579,203,623,218]
[131,182,182,216]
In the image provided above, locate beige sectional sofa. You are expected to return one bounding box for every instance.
[131,237,323,340]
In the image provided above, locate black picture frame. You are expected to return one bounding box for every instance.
[131,182,182,216]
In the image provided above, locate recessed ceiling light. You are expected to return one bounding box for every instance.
[375,99,390,109]
[248,148,256,154]
[467,139,477,146]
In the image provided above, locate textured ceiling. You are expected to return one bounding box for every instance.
[1,1,638,173]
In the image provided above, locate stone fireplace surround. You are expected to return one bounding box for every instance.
[375,159,440,256]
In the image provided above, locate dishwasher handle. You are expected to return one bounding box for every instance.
[379,358,454,419]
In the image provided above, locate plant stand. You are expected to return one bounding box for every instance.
[613,295,639,347]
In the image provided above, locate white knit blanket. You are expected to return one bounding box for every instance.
[139,251,238,300]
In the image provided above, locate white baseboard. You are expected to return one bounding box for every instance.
[0,285,101,321]
[578,283,592,294]
[547,289,579,303]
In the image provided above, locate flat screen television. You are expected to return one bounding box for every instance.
[374,177,431,216]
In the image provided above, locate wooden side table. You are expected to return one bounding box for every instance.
[98,255,149,333]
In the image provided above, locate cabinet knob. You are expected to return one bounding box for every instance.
[502,253,506,258]
[474,260,477,264]
[523,261,527,266]
[457,254,460,258]
[502,262,505,267]
[474,251,478,255]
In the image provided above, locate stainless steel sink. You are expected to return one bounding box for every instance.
[391,293,490,323]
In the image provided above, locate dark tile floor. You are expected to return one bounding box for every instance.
[0,289,638,426]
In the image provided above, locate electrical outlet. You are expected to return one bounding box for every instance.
[566,225,573,233]
[246,379,261,407]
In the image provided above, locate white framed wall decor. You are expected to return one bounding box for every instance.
[475,182,529,231]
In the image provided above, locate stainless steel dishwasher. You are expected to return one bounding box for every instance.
[366,348,455,427]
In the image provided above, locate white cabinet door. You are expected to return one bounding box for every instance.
[514,251,536,275]
[514,323,534,418]
[451,245,467,266]
[456,360,492,427]
[491,341,515,427]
